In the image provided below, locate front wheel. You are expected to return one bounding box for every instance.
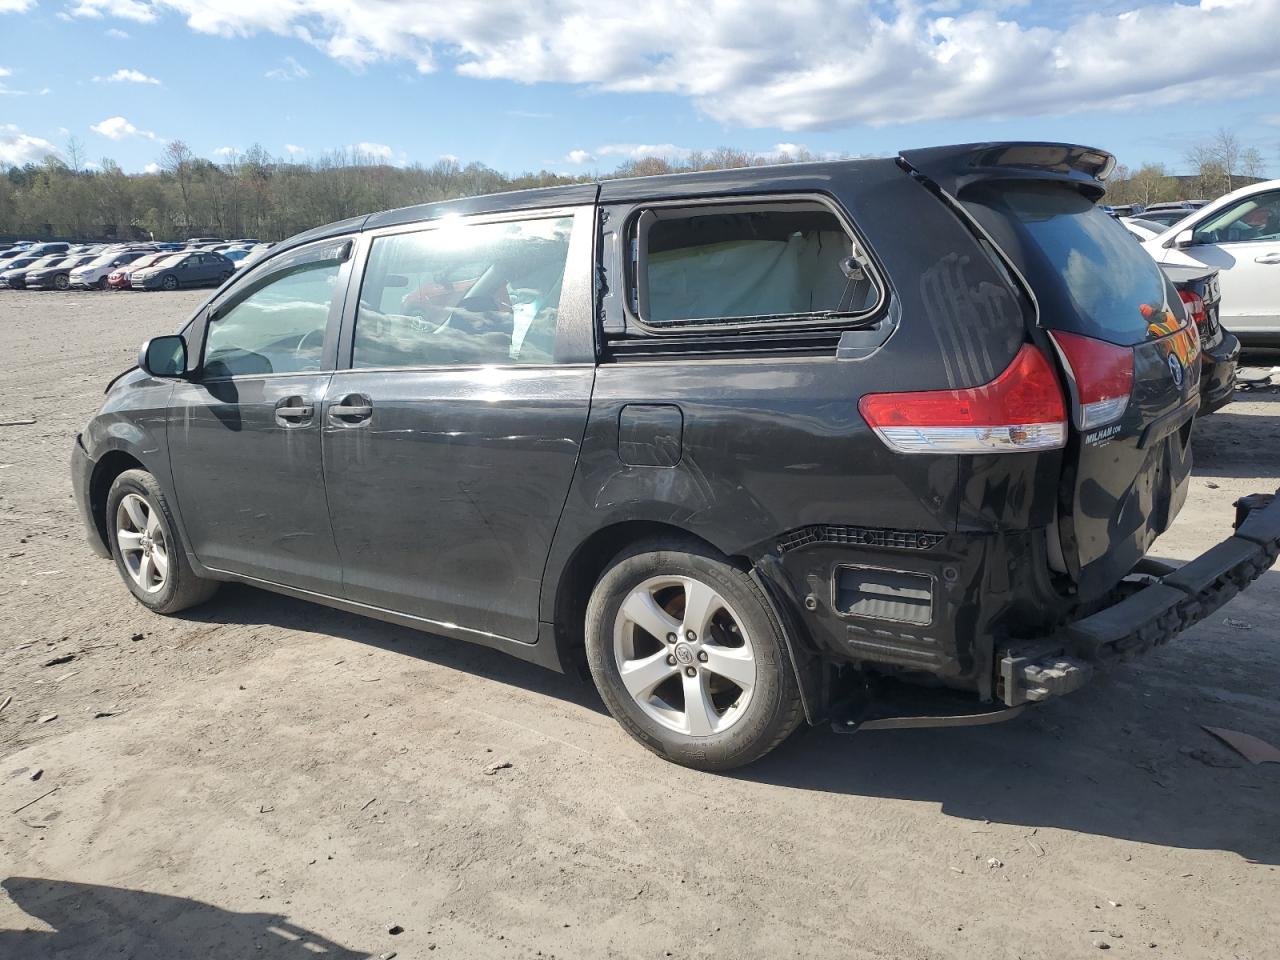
[106,469,219,614]
[96,276,109,290]
[54,274,70,290]
[585,539,803,770]
[161,274,178,291]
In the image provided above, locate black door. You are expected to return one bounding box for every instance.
[322,209,596,642]
[168,239,355,593]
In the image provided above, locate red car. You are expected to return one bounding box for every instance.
[107,253,177,290]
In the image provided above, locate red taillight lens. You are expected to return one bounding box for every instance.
[1179,289,1207,328]
[859,345,1067,454]
[1047,330,1134,430]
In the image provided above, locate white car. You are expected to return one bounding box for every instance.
[1143,179,1280,345]
[1120,217,1169,242]
[68,248,156,290]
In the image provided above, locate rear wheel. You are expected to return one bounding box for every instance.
[106,469,218,614]
[585,539,803,770]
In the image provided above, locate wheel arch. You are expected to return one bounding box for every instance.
[87,449,148,551]
[545,520,749,670]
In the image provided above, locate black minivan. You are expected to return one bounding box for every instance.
[72,142,1280,769]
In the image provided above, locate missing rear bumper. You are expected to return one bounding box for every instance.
[999,490,1280,707]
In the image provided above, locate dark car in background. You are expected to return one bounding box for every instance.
[131,251,235,291]
[25,253,99,290]
[71,142,1280,770]
[0,255,42,287]
[0,254,69,289]
[1162,263,1238,414]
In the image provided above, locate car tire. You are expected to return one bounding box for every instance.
[585,538,804,770]
[54,274,69,290]
[105,469,219,615]
[96,276,109,290]
[161,274,178,291]
[218,271,232,284]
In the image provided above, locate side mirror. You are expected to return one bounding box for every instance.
[1169,228,1195,249]
[139,335,188,378]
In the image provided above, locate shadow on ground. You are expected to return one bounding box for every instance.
[0,877,373,959]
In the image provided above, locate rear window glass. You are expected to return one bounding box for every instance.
[633,202,879,330]
[970,183,1170,344]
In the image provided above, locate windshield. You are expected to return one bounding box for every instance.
[970,183,1171,345]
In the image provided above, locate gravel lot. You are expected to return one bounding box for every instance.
[1,289,1278,960]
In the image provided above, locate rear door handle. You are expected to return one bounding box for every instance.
[1255,252,1280,264]
[329,394,373,424]
[274,396,314,425]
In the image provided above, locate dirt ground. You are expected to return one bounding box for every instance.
[1,289,1277,960]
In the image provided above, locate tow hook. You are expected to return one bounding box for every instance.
[999,647,1093,707]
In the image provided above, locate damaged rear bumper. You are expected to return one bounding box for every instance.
[1000,491,1280,707]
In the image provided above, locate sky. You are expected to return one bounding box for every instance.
[1,0,1279,177]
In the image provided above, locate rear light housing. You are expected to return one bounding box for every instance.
[1179,288,1207,328]
[859,345,1067,454]
[1047,330,1134,430]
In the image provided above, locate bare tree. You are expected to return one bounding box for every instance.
[64,136,87,175]
[161,140,196,230]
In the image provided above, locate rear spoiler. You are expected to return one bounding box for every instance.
[898,142,1116,201]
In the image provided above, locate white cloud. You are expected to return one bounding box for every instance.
[0,124,59,166]
[64,0,1280,130]
[0,67,10,78]
[106,27,130,38]
[564,148,594,165]
[438,152,459,163]
[596,143,693,160]
[265,56,308,81]
[0,0,38,12]
[93,67,160,84]
[214,145,237,156]
[90,115,157,140]
[350,141,393,161]
[283,143,306,155]
[142,161,160,173]
[69,0,156,22]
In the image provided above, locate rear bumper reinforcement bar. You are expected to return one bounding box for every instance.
[1000,490,1280,707]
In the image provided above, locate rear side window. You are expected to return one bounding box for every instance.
[630,200,879,331]
[354,216,573,368]
[968,183,1169,344]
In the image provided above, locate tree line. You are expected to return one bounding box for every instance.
[0,131,1269,242]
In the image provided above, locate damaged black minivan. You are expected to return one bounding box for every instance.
[72,142,1280,769]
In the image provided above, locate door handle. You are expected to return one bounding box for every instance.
[329,394,373,423]
[274,396,314,425]
[1255,252,1280,264]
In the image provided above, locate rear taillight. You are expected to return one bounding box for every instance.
[859,345,1067,454]
[1179,289,1207,328]
[1047,330,1134,430]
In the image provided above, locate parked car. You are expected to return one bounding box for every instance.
[25,253,99,290]
[107,253,181,290]
[1161,264,1238,415]
[1144,179,1280,346]
[0,254,68,289]
[154,242,185,251]
[70,249,155,290]
[221,248,260,271]
[131,251,235,291]
[21,241,71,259]
[1120,217,1168,241]
[184,237,224,247]
[71,141,1280,770]
[1135,208,1196,228]
[0,246,34,263]
[0,255,42,287]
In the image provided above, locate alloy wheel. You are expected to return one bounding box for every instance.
[612,575,757,737]
[116,493,169,594]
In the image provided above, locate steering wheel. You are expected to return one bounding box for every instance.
[443,294,508,334]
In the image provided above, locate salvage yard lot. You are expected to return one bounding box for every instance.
[1,290,1278,959]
